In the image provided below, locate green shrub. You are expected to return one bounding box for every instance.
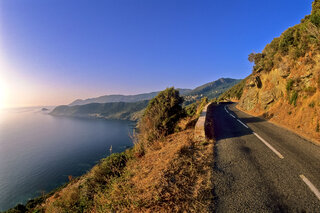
[312,0,320,13]
[289,91,298,106]
[196,97,208,115]
[183,97,208,118]
[92,153,128,184]
[138,87,183,143]
[286,79,294,92]
[279,28,295,55]
[310,13,320,27]
[184,102,198,117]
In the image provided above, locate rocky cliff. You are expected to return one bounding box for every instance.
[238,0,320,142]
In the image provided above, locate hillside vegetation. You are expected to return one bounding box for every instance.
[230,0,320,143]
[7,88,214,212]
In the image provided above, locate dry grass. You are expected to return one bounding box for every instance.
[95,130,214,212]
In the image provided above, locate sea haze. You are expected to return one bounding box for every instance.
[0,107,134,211]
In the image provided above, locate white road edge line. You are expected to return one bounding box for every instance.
[253,132,284,159]
[300,175,320,201]
[237,119,249,128]
[230,114,235,118]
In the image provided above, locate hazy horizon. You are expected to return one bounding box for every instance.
[0,0,313,108]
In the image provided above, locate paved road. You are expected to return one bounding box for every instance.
[206,103,320,212]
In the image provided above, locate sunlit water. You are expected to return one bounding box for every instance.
[0,107,134,211]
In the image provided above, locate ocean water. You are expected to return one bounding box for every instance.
[0,107,134,211]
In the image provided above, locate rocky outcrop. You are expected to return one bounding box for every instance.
[260,90,275,107]
[239,88,259,111]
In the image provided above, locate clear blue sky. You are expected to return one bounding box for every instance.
[0,0,314,107]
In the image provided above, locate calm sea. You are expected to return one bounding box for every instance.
[0,107,134,211]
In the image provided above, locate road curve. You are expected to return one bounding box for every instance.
[206,102,320,212]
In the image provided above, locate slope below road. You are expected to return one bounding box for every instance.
[207,103,320,212]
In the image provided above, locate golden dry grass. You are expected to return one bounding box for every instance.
[95,130,214,212]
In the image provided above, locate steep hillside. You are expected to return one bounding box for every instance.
[237,0,320,143]
[50,100,149,121]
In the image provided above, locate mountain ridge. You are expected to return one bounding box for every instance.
[69,89,192,106]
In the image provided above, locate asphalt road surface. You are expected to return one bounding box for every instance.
[207,103,320,212]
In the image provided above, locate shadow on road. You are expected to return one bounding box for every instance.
[205,102,256,141]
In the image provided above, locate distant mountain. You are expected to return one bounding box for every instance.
[183,78,241,104]
[51,100,149,121]
[218,77,249,101]
[69,89,192,106]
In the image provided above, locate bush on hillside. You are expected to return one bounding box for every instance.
[92,153,128,185]
[195,97,209,115]
[184,102,198,117]
[248,1,320,74]
[311,0,320,26]
[289,91,298,106]
[279,28,295,54]
[138,87,184,143]
[286,79,294,92]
